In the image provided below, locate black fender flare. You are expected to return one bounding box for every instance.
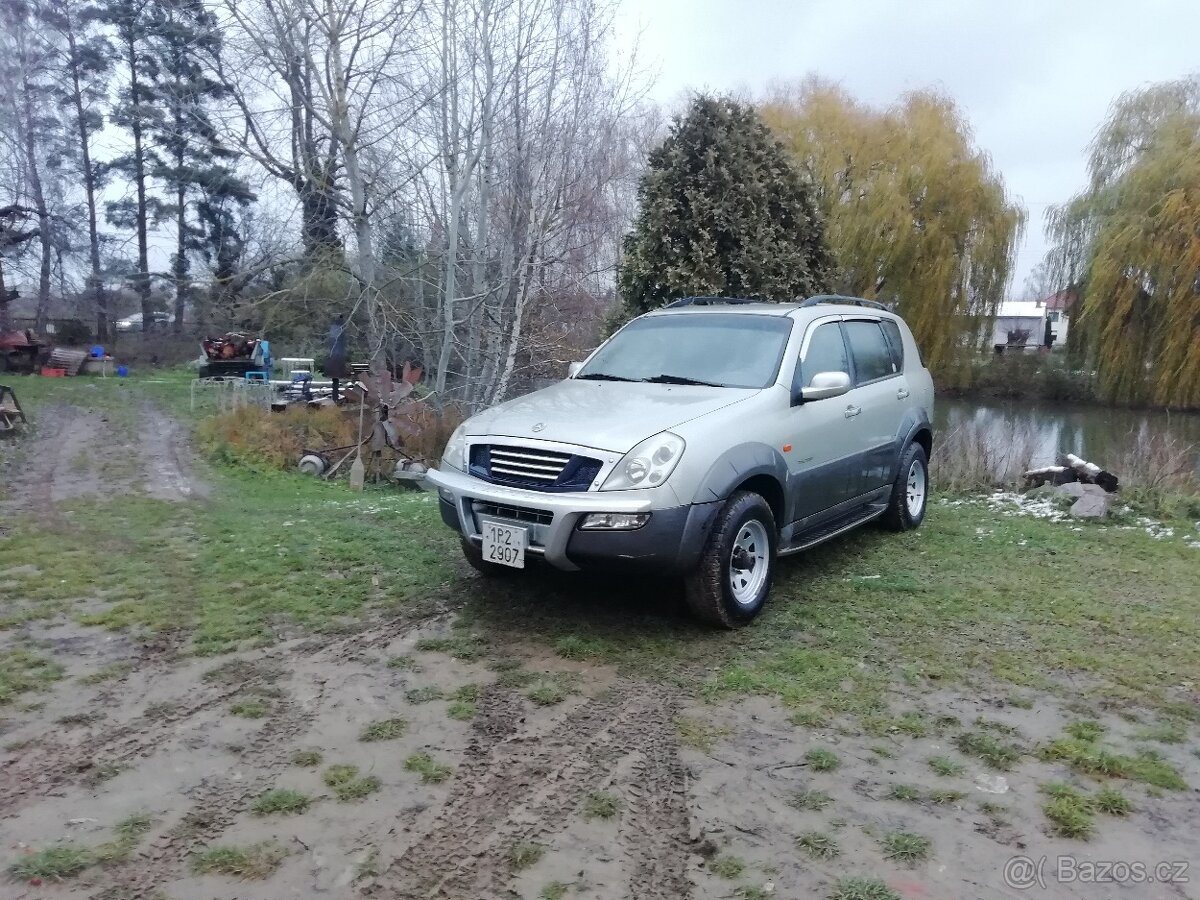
[691,442,789,511]
[894,408,933,476]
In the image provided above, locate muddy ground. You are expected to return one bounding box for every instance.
[0,402,1197,899]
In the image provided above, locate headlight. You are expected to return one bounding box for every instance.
[600,432,685,491]
[441,423,468,471]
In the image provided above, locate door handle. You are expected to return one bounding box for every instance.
[896,388,910,400]
[844,405,861,418]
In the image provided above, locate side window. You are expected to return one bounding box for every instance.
[880,319,905,371]
[843,320,897,384]
[797,322,850,388]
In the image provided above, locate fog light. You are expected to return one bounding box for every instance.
[579,512,650,530]
[438,488,454,502]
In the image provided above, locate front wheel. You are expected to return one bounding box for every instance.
[684,491,777,628]
[881,442,929,531]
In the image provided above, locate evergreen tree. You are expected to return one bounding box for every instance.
[617,95,832,318]
[101,0,159,338]
[145,0,251,333]
[41,0,113,339]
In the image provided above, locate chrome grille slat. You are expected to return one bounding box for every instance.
[490,449,570,465]
[490,458,563,473]
[485,444,570,481]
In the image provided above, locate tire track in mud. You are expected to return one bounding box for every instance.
[0,677,245,812]
[96,691,319,900]
[373,681,693,900]
[0,604,447,815]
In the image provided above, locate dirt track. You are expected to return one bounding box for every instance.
[2,400,1198,899]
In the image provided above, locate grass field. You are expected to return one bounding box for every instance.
[3,373,1199,722]
[4,373,1200,899]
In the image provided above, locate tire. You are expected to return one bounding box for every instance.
[684,491,777,628]
[460,538,518,577]
[881,442,929,531]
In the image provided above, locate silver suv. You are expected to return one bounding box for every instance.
[428,296,934,627]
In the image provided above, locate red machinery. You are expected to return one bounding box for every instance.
[199,333,268,378]
[0,329,45,374]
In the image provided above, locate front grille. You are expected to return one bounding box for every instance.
[489,446,570,481]
[470,444,603,492]
[473,501,553,526]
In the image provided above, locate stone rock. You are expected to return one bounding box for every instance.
[1070,493,1111,518]
[1080,482,1109,497]
[1056,482,1088,499]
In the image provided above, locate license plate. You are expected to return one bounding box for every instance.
[481,521,527,568]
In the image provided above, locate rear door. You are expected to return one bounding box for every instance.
[785,319,858,520]
[842,318,909,497]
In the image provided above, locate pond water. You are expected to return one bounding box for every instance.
[934,399,1200,475]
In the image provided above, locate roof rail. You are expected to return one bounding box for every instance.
[800,294,891,311]
[665,296,760,308]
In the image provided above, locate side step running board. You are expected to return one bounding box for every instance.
[778,503,887,557]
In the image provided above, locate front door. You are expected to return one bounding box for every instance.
[784,320,858,521]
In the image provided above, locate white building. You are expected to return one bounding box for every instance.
[990,292,1075,350]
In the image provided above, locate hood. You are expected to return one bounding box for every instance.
[465,379,758,452]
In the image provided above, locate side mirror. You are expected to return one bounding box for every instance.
[567,361,584,378]
[797,371,851,403]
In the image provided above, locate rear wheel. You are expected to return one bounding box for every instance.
[684,491,777,628]
[881,442,928,531]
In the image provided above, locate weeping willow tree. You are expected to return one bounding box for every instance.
[763,80,1025,380]
[1045,78,1200,408]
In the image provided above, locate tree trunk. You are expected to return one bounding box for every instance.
[0,257,12,333]
[64,18,107,341]
[126,32,153,340]
[173,136,188,334]
[22,76,53,333]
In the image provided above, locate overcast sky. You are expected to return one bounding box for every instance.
[614,0,1199,295]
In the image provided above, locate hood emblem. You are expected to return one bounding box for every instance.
[532,422,546,433]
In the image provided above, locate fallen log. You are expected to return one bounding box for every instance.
[1057,453,1119,493]
[1024,454,1120,493]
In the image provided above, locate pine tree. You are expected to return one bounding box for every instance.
[101,0,159,339]
[145,0,250,333]
[41,0,113,339]
[617,95,832,318]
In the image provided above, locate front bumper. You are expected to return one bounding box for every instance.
[427,466,719,573]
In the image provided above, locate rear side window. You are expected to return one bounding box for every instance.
[798,322,851,388]
[880,319,905,371]
[843,320,897,383]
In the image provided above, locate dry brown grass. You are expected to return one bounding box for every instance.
[198,405,361,469]
[931,420,1040,494]
[198,402,464,471]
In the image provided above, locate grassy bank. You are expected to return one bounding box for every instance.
[940,352,1096,404]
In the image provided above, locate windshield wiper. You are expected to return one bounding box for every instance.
[642,374,725,387]
[575,371,638,382]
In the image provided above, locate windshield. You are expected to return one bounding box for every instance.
[578,313,792,389]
